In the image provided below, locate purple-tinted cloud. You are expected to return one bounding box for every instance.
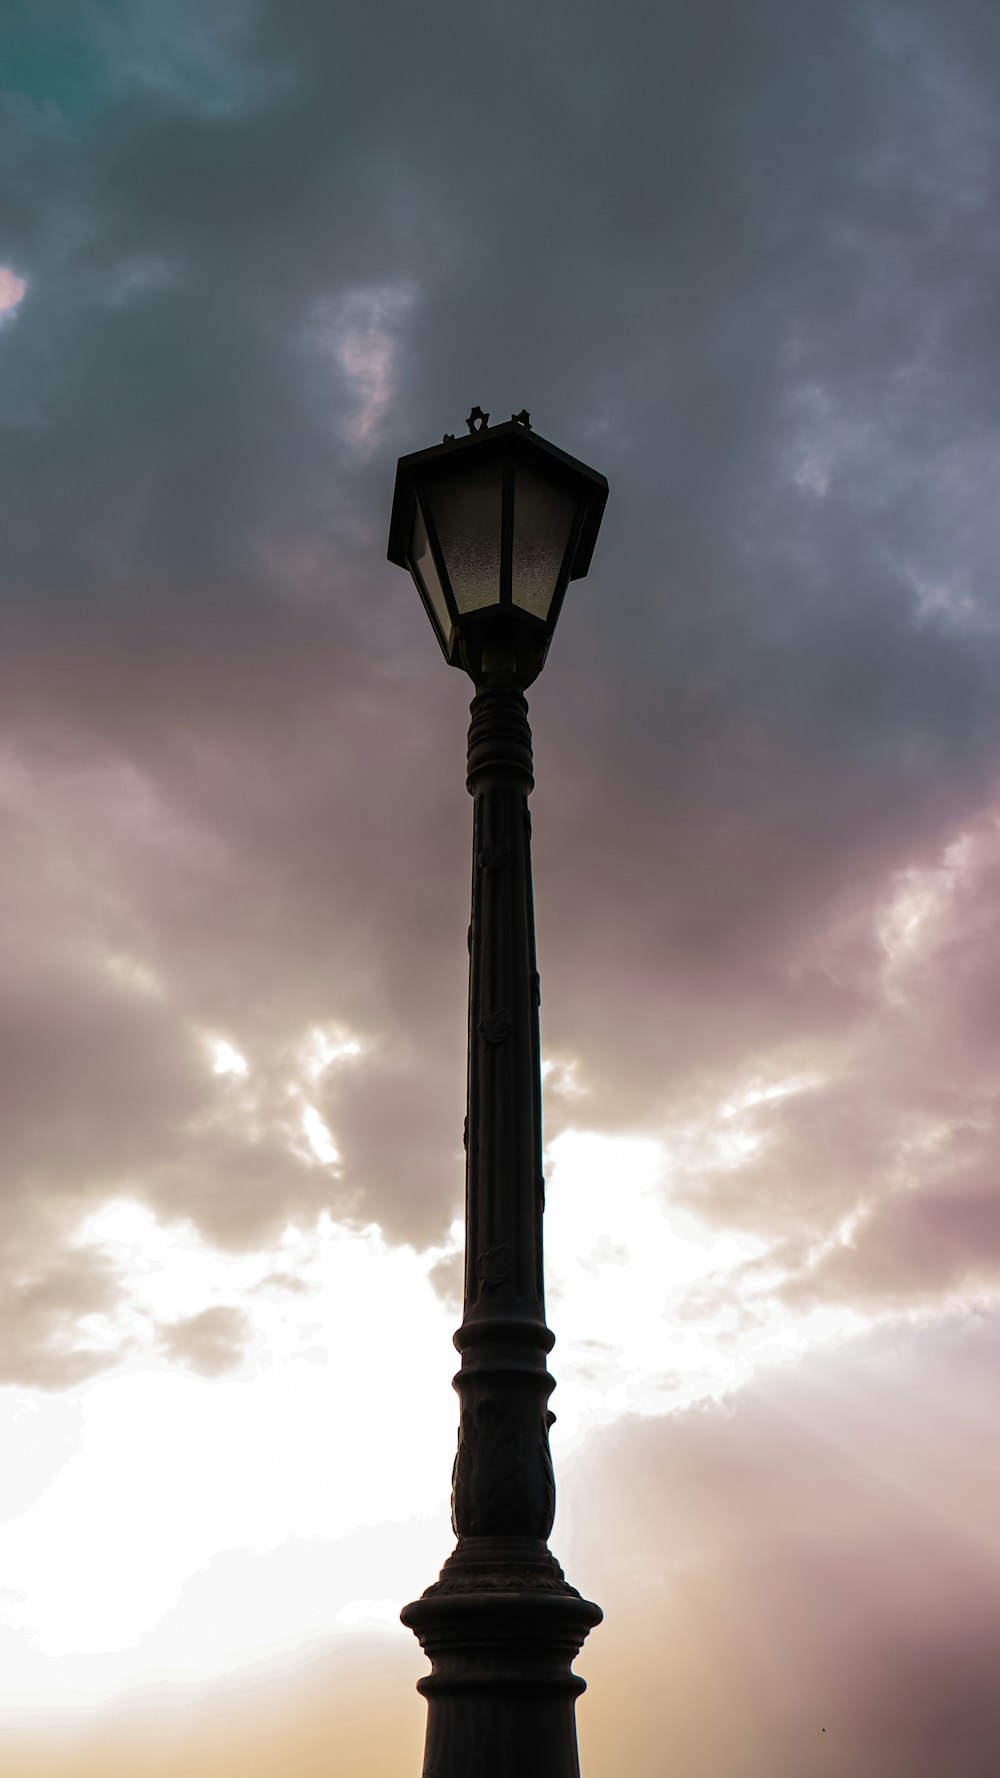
[565,1307,1000,1778]
[0,0,999,1387]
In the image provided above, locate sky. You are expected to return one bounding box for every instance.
[1,0,999,1772]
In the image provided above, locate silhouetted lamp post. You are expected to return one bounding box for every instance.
[387,407,609,1778]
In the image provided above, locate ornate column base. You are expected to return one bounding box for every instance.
[402,1538,602,1778]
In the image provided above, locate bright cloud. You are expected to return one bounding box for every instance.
[310,284,417,452]
[0,268,26,322]
[0,1211,458,1675]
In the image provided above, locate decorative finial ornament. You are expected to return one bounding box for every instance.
[511,409,531,429]
[466,406,489,433]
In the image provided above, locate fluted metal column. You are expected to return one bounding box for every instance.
[402,685,601,1778]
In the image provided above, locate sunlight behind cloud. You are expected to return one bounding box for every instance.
[206,1036,249,1077]
[336,1598,402,1630]
[301,1102,339,1164]
[544,1126,869,1438]
[0,1214,458,1679]
[309,284,417,453]
[546,1132,763,1429]
[719,1073,824,1119]
[0,1118,877,1716]
[0,267,26,321]
[300,1026,363,1081]
[876,820,981,1000]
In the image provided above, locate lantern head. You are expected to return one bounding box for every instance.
[388,410,608,687]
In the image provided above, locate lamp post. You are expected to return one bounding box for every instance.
[388,407,609,1778]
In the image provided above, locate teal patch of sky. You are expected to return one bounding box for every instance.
[0,4,107,124]
[0,1,273,127]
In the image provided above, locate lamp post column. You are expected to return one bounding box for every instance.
[402,681,601,1778]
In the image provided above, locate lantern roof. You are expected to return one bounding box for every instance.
[387,413,608,585]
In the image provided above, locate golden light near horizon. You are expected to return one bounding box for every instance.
[0,1100,877,1723]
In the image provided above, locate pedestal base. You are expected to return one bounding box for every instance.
[402,1539,602,1778]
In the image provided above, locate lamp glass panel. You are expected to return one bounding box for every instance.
[410,500,451,644]
[511,465,580,620]
[425,462,503,612]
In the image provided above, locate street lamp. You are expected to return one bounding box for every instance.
[388,408,609,1778]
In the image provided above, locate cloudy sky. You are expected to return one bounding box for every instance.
[2,1,999,1772]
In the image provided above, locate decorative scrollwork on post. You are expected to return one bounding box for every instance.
[476,1243,512,1289]
[451,1388,556,1541]
[478,1009,511,1045]
[478,841,510,870]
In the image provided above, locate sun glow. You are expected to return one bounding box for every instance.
[301,1101,339,1164]
[0,1210,458,1699]
[0,1115,877,1719]
[300,1026,364,1080]
[207,1036,249,1077]
[0,267,26,321]
[542,1126,864,1436]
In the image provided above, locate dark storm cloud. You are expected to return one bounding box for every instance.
[2,0,1000,1375]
